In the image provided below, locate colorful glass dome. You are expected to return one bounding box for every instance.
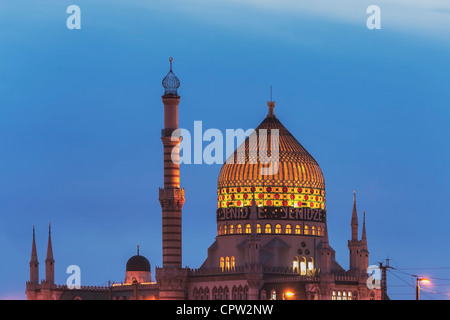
[217,103,325,210]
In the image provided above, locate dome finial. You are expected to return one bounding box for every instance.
[267,85,276,117]
[162,57,180,96]
[137,245,140,256]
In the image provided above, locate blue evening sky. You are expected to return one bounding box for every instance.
[0,1,449,299]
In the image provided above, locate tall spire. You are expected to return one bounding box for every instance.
[45,223,55,284]
[351,190,359,241]
[361,211,368,249]
[29,226,39,284]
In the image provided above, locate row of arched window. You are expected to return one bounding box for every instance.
[293,256,315,275]
[219,256,236,271]
[192,285,249,300]
[218,223,323,236]
[332,290,356,300]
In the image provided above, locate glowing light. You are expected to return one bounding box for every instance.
[285,291,295,298]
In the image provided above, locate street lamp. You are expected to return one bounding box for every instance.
[414,276,431,300]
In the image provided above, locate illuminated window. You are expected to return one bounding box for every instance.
[308,257,314,272]
[293,257,299,273]
[245,224,251,234]
[348,291,352,300]
[295,225,302,235]
[271,290,276,300]
[318,226,323,236]
[304,225,310,235]
[300,257,307,275]
[236,224,242,234]
[220,257,224,271]
[342,291,347,300]
[229,224,234,234]
[218,225,222,235]
[312,225,316,235]
[223,225,228,235]
[225,257,230,270]
[265,224,272,234]
[332,291,336,300]
[275,224,282,234]
[286,224,292,234]
[256,224,261,234]
[231,256,235,269]
[337,291,341,300]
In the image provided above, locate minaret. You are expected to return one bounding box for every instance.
[159,57,185,268]
[45,223,55,284]
[348,191,360,273]
[359,211,369,275]
[156,57,188,300]
[29,226,39,284]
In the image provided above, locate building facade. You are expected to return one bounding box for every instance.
[25,59,381,300]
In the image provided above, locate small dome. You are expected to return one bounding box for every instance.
[126,255,151,272]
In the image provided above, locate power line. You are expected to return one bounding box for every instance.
[387,269,436,300]
[396,267,450,270]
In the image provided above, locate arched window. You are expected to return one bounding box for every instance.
[193,288,199,300]
[304,225,310,235]
[224,286,229,300]
[332,291,336,300]
[342,291,347,300]
[265,224,272,234]
[218,225,222,235]
[337,291,342,300]
[275,224,282,234]
[220,257,224,271]
[308,257,314,272]
[295,225,302,234]
[225,256,230,270]
[260,289,267,300]
[312,225,316,235]
[231,256,235,269]
[245,224,251,234]
[223,225,228,235]
[229,224,234,234]
[300,257,307,275]
[293,256,299,273]
[236,224,242,234]
[318,226,323,236]
[232,286,238,300]
[271,290,277,300]
[286,224,292,234]
[348,291,352,300]
[256,224,261,233]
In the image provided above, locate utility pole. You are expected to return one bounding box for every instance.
[378,258,392,300]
